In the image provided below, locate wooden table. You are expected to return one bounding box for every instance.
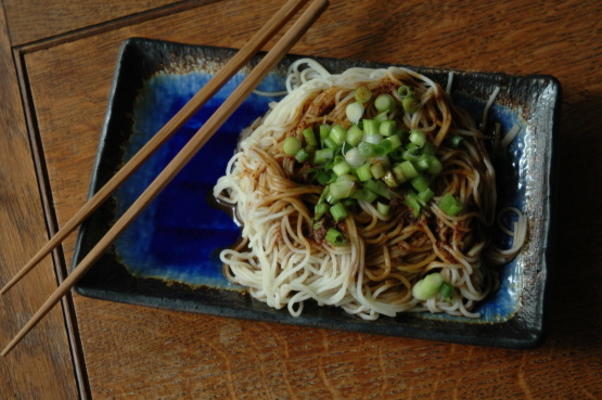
[1,0,600,398]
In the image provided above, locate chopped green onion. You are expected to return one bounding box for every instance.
[402,96,419,113]
[346,102,364,124]
[283,137,301,155]
[399,161,419,179]
[428,157,443,175]
[330,202,348,222]
[412,272,444,300]
[326,228,347,246]
[333,161,351,176]
[358,142,376,157]
[346,125,364,146]
[295,148,309,163]
[314,202,329,220]
[439,282,454,299]
[411,175,430,193]
[417,188,434,205]
[364,179,392,200]
[354,86,372,103]
[329,181,354,201]
[344,147,365,168]
[416,155,431,171]
[319,124,332,143]
[405,192,422,217]
[302,128,317,147]
[377,202,390,216]
[370,162,386,179]
[351,188,378,203]
[355,163,372,182]
[397,85,413,98]
[363,119,380,135]
[330,125,347,145]
[409,130,426,147]
[374,94,395,111]
[383,171,398,188]
[314,170,334,185]
[364,133,383,145]
[379,120,396,136]
[374,111,389,121]
[323,137,337,149]
[314,148,334,164]
[381,135,402,153]
[450,135,463,148]
[392,163,408,183]
[439,193,463,216]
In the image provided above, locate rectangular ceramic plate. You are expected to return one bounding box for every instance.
[74,38,559,348]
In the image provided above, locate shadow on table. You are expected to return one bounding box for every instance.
[544,93,602,350]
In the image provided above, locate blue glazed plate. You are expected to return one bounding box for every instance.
[74,38,559,348]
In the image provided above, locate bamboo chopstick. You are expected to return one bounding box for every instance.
[1,0,329,357]
[0,0,310,296]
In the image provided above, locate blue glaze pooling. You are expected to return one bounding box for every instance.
[113,71,526,322]
[113,71,284,288]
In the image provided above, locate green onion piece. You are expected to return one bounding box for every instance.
[314,170,334,185]
[404,192,422,217]
[397,85,413,98]
[283,137,301,155]
[330,125,347,145]
[416,155,431,171]
[364,179,393,199]
[411,175,430,193]
[374,94,395,112]
[295,148,309,163]
[450,135,463,148]
[374,111,389,121]
[329,175,356,200]
[333,161,351,176]
[382,171,398,188]
[399,161,419,179]
[314,148,334,164]
[402,149,420,162]
[428,157,443,175]
[392,163,408,183]
[351,188,378,203]
[363,119,380,135]
[439,282,454,299]
[326,227,347,246]
[355,163,372,182]
[346,125,364,146]
[412,272,444,300]
[314,202,329,220]
[382,135,402,152]
[439,193,463,216]
[346,102,365,124]
[402,96,419,114]
[417,188,434,205]
[319,124,332,144]
[377,202,390,216]
[358,142,376,157]
[409,130,426,147]
[323,137,337,149]
[370,162,386,179]
[302,128,317,147]
[354,86,372,103]
[330,202,348,222]
[379,120,396,136]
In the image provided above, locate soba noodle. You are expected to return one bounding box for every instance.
[214,59,525,320]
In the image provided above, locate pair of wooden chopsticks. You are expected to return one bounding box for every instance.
[1,0,329,357]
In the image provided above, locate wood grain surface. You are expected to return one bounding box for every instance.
[2,0,602,398]
[0,4,79,400]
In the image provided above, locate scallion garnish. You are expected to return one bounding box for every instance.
[346,102,364,124]
[295,148,309,163]
[302,128,318,147]
[374,94,395,112]
[330,202,348,222]
[314,148,334,164]
[409,130,426,147]
[325,228,347,246]
[379,120,396,136]
[346,125,364,147]
[330,125,347,145]
[439,193,463,216]
[354,86,372,103]
[283,137,301,156]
